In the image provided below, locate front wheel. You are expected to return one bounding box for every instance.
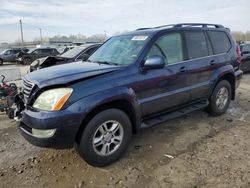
[207,80,232,116]
[0,59,3,65]
[76,109,132,167]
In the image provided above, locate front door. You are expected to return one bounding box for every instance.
[135,32,190,116]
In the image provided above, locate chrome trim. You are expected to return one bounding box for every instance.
[22,78,35,104]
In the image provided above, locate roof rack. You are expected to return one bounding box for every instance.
[136,23,225,31]
[174,23,224,28]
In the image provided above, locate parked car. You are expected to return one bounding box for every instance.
[0,48,29,65]
[17,48,59,65]
[29,43,101,72]
[239,42,250,72]
[14,23,242,167]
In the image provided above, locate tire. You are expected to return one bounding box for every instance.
[0,59,3,65]
[76,109,132,167]
[7,108,14,119]
[23,57,32,65]
[207,80,232,116]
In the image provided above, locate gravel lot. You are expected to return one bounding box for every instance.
[0,64,250,188]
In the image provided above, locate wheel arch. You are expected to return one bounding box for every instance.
[75,98,140,145]
[212,72,235,100]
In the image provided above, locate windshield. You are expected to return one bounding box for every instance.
[0,50,7,54]
[61,47,85,58]
[89,35,149,66]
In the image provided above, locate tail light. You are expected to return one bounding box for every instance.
[236,45,242,64]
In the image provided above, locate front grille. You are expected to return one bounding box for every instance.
[22,78,35,103]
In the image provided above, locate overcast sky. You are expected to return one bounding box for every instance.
[0,0,249,43]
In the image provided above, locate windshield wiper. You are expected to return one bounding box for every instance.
[95,61,119,66]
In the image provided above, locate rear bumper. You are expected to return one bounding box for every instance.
[18,103,85,149]
[234,69,243,89]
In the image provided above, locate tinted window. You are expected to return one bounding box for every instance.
[32,50,41,54]
[85,46,98,55]
[147,33,183,64]
[241,44,250,52]
[185,32,209,59]
[13,50,21,54]
[208,31,231,54]
[41,49,53,53]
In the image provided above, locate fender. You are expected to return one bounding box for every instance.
[71,86,141,132]
[209,63,235,97]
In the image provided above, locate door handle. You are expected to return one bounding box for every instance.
[179,66,187,73]
[210,60,216,65]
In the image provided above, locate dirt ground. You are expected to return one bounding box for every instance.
[0,73,250,188]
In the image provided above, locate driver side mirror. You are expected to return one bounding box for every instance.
[143,55,165,70]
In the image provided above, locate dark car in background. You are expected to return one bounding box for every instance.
[240,42,250,72]
[0,48,29,65]
[29,43,101,72]
[17,48,59,65]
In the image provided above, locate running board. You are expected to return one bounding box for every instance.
[141,100,209,129]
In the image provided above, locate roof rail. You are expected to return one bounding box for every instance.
[136,23,225,31]
[173,23,224,28]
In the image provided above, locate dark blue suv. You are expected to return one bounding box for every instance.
[15,23,243,166]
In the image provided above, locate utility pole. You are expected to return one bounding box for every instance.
[39,28,43,45]
[104,30,107,42]
[19,19,24,46]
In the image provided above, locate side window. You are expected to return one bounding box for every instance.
[207,31,231,54]
[32,50,40,54]
[85,47,98,56]
[41,49,52,53]
[13,50,21,54]
[4,50,11,55]
[185,31,209,59]
[147,33,183,65]
[241,45,250,52]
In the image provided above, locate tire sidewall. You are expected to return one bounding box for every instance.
[209,80,232,116]
[77,109,132,167]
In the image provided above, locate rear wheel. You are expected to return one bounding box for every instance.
[76,109,132,167]
[207,80,232,116]
[0,59,3,65]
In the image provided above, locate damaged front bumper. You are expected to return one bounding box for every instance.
[14,93,84,149]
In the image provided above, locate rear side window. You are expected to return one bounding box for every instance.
[41,49,53,53]
[185,31,209,59]
[85,46,98,55]
[207,31,231,54]
[241,44,250,52]
[13,50,21,54]
[147,33,183,65]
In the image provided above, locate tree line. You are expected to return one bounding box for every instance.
[232,31,250,43]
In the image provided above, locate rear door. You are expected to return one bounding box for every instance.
[184,30,215,101]
[136,32,190,116]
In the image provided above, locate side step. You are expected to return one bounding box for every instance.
[141,100,209,129]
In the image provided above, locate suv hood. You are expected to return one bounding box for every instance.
[25,61,120,88]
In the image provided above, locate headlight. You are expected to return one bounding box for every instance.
[33,88,73,111]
